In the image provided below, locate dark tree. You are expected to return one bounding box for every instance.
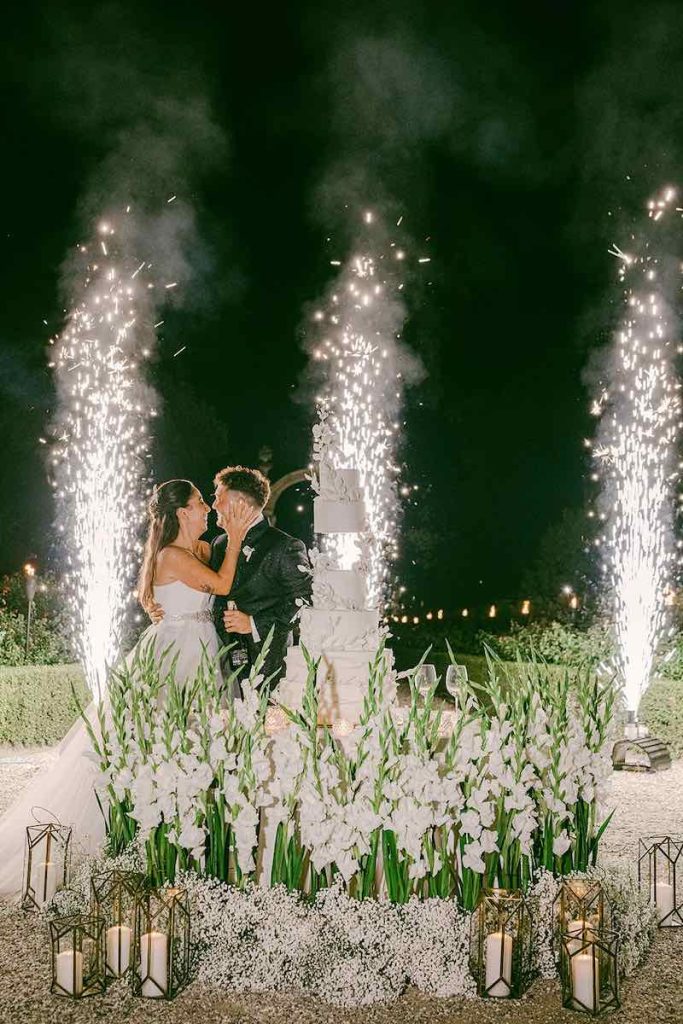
[520,507,599,622]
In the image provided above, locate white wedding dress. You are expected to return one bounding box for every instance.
[0,581,223,898]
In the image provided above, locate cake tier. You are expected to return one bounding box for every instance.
[312,568,367,610]
[314,497,365,535]
[300,607,379,651]
[278,646,396,725]
[319,462,361,500]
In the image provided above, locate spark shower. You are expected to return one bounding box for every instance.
[49,214,157,701]
[594,187,682,713]
[309,212,424,608]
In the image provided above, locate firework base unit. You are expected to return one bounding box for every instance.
[612,736,671,772]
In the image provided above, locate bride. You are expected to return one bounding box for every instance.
[0,478,253,897]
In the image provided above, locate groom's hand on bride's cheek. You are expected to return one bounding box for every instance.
[147,600,164,625]
[224,609,252,634]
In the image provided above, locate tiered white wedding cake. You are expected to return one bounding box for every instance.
[278,460,395,725]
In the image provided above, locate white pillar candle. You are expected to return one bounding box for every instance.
[655,882,674,922]
[140,930,168,998]
[571,950,597,1012]
[485,930,513,997]
[55,949,83,996]
[35,861,58,905]
[567,918,588,953]
[106,924,132,976]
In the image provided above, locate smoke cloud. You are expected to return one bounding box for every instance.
[22,3,229,306]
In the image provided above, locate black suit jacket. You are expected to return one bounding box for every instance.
[210,519,311,685]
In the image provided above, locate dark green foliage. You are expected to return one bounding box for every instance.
[639,677,683,757]
[0,663,89,745]
[484,621,613,666]
[0,571,73,666]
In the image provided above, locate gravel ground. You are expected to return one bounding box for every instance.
[1,749,682,1023]
[0,748,56,817]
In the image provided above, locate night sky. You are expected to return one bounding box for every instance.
[1,0,682,608]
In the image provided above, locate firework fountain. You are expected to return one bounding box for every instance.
[593,187,682,714]
[49,213,158,702]
[309,212,423,608]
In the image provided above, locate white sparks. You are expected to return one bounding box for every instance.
[594,186,681,712]
[50,216,156,701]
[311,220,418,607]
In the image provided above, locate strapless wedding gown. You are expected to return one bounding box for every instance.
[0,582,222,898]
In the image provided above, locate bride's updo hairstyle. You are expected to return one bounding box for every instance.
[138,479,196,611]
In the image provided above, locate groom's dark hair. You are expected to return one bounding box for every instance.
[214,465,270,509]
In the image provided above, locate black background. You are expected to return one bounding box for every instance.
[1,0,682,607]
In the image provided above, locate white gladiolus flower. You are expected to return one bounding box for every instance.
[553,831,572,857]
[462,840,486,874]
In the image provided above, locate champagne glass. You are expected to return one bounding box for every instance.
[415,663,437,699]
[445,663,468,700]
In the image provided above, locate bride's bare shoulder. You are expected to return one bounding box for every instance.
[158,544,191,567]
[153,544,182,584]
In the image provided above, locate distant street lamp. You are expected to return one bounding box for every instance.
[24,563,37,661]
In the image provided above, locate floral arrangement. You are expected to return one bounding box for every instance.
[83,640,272,885]
[82,639,616,913]
[50,847,655,1008]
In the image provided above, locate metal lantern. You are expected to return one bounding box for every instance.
[553,879,611,958]
[22,821,72,911]
[638,835,683,927]
[50,915,105,998]
[470,887,534,998]
[91,868,145,979]
[132,886,191,999]
[560,927,620,1016]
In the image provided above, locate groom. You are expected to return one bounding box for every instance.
[210,464,311,688]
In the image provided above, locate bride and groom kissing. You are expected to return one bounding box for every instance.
[0,464,308,896]
[139,464,312,693]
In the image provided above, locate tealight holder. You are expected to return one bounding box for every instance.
[132,886,191,999]
[560,927,619,1016]
[22,821,72,911]
[50,914,105,998]
[470,887,534,999]
[91,867,145,979]
[553,878,611,959]
[638,835,683,927]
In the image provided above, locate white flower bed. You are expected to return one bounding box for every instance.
[59,637,660,1007]
[85,641,617,905]
[51,845,656,1008]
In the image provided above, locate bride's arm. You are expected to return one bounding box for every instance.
[162,545,240,595]
[160,500,253,595]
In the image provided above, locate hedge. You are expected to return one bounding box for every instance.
[639,676,683,757]
[0,664,89,746]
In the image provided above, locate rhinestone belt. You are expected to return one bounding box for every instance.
[164,610,214,624]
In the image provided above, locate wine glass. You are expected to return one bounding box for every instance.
[415,663,437,699]
[445,663,468,700]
